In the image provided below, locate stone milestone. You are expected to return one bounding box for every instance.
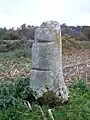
[30,21,69,103]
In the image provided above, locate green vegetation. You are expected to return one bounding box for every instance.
[0,77,34,109]
[0,77,90,120]
[0,40,32,53]
[53,79,90,120]
[0,36,90,119]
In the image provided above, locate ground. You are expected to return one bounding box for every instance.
[0,48,90,120]
[0,48,31,82]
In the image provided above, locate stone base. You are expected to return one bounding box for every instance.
[30,70,55,99]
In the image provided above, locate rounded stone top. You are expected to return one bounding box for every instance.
[35,20,61,42]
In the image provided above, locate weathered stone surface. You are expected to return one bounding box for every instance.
[35,21,60,42]
[32,42,59,70]
[30,20,69,103]
[31,70,55,98]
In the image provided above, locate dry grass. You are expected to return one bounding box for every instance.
[0,49,31,82]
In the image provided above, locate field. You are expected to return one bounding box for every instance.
[0,48,32,82]
[0,40,90,119]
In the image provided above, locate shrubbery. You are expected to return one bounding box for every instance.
[0,42,22,53]
[0,77,43,120]
[15,49,32,58]
[0,44,8,52]
[0,77,34,109]
[0,40,32,53]
[0,77,90,120]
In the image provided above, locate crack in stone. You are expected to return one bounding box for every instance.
[32,68,51,71]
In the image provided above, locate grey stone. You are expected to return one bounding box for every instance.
[32,42,60,70]
[31,70,55,98]
[30,20,69,103]
[35,21,60,42]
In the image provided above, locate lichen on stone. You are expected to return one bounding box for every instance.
[56,31,60,48]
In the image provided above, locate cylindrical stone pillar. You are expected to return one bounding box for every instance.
[30,21,69,103]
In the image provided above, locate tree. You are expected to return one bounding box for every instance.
[20,24,26,29]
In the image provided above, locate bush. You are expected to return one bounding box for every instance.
[15,49,32,58]
[0,44,8,52]
[0,82,18,109]
[6,41,22,51]
[0,42,22,53]
[0,77,34,109]
[69,78,89,93]
[0,78,90,120]
[0,77,42,120]
[15,77,35,102]
[0,41,28,53]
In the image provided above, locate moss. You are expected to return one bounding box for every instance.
[37,91,62,107]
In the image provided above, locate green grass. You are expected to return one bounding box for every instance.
[0,78,90,120]
[0,103,44,120]
[52,79,90,120]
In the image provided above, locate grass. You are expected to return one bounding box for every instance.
[0,48,90,119]
[0,48,32,82]
[52,79,90,120]
[0,78,90,120]
[62,35,90,55]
